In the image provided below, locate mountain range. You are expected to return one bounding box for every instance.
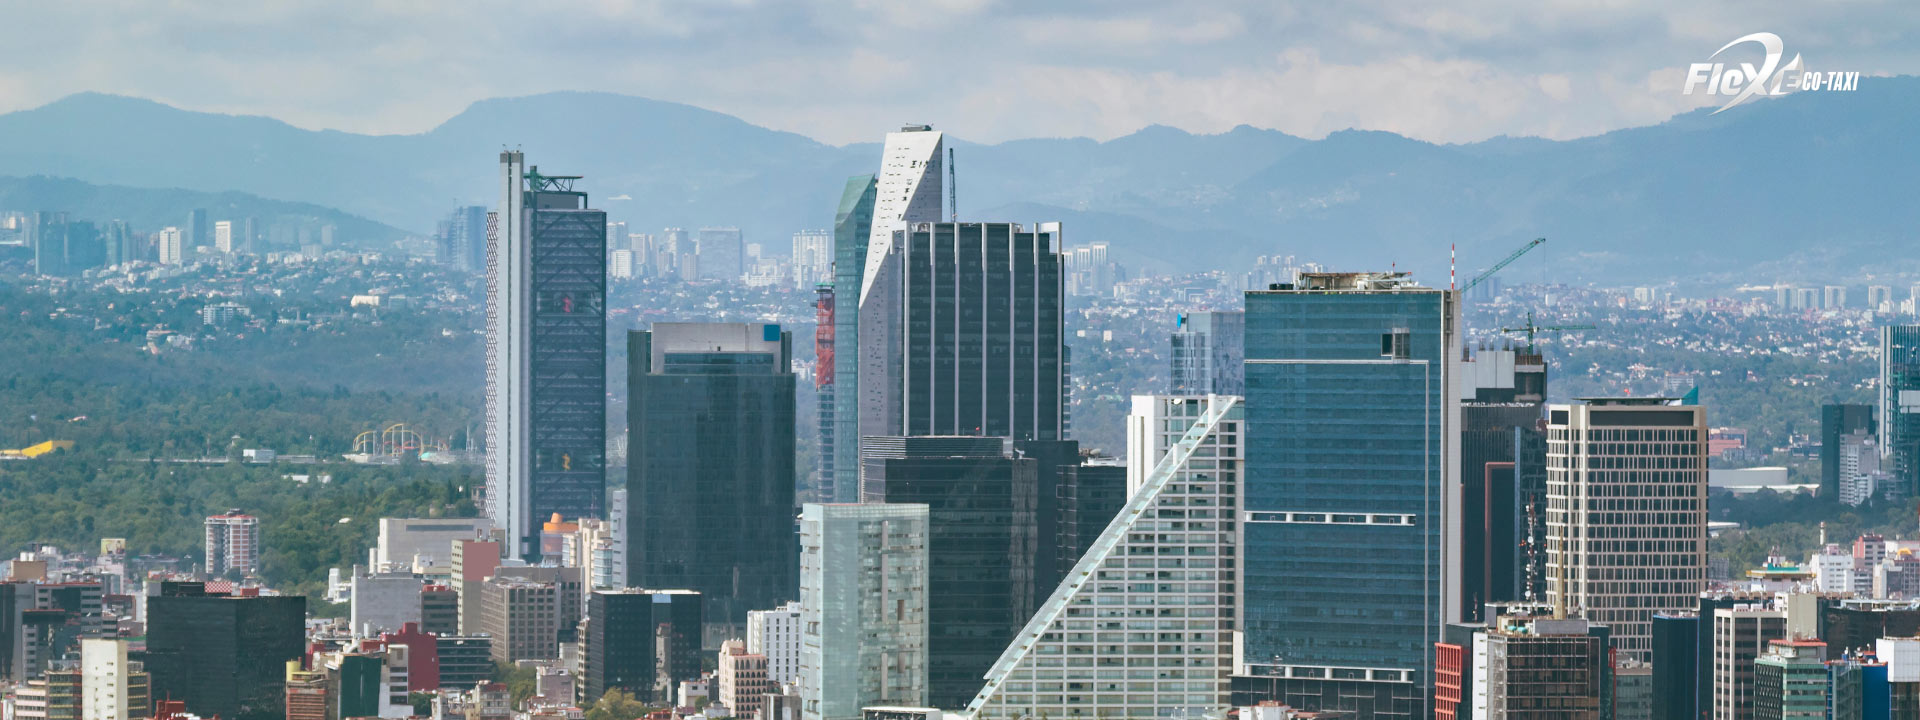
[1,80,1916,285]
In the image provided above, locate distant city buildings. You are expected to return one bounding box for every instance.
[696,226,744,281]
[484,151,609,560]
[791,229,832,287]
[436,206,489,272]
[202,510,259,577]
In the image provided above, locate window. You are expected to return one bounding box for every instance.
[1381,329,1411,359]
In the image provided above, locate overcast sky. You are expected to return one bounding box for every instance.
[3,1,1914,145]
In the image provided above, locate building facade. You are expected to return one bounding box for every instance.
[827,175,878,505]
[1882,326,1920,497]
[474,577,558,663]
[1546,399,1709,663]
[203,511,260,577]
[799,504,930,720]
[1169,311,1246,396]
[485,151,609,560]
[145,591,305,720]
[749,602,803,686]
[628,323,798,641]
[718,640,774,717]
[1238,271,1459,720]
[1712,604,1787,720]
[578,589,703,706]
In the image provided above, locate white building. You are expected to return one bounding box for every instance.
[610,249,635,280]
[213,221,234,254]
[80,638,135,720]
[748,601,802,685]
[854,126,944,452]
[203,510,260,576]
[157,227,185,265]
[349,565,426,636]
[800,503,929,720]
[373,517,491,573]
[1546,400,1708,663]
[968,395,1240,719]
[790,230,831,287]
[1810,544,1859,594]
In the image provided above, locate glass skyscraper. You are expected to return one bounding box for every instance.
[1239,272,1457,720]
[1170,311,1246,396]
[486,151,608,560]
[1882,326,1920,496]
[829,174,877,505]
[627,323,797,642]
[799,503,930,720]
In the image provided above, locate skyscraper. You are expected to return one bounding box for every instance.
[1457,348,1548,619]
[184,208,208,259]
[439,206,489,272]
[1882,326,1920,497]
[792,229,832,287]
[627,323,798,640]
[968,395,1241,719]
[214,221,234,254]
[860,222,1067,443]
[696,226,744,281]
[1238,271,1458,720]
[859,437,1037,710]
[1822,404,1877,501]
[156,227,184,265]
[799,503,929,720]
[1169,311,1246,395]
[828,175,877,505]
[1546,399,1708,663]
[815,286,837,503]
[485,151,608,560]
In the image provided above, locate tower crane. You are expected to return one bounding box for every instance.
[1459,237,1546,294]
[1497,310,1596,353]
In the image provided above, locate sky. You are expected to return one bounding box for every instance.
[2,1,1915,145]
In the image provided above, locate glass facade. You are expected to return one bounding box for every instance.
[861,437,1039,710]
[1240,278,1453,719]
[145,594,306,720]
[580,590,703,705]
[898,223,1066,442]
[830,175,877,505]
[628,323,798,642]
[800,503,929,720]
[1169,311,1245,396]
[1883,326,1920,497]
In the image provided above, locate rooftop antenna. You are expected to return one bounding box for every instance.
[948,147,957,222]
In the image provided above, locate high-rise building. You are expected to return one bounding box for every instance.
[860,437,1037,709]
[578,589,703,706]
[203,510,260,577]
[420,585,458,636]
[1169,311,1245,395]
[815,286,838,503]
[799,503,929,720]
[184,208,208,258]
[438,206,489,272]
[1653,613,1702,720]
[828,175,878,505]
[1881,326,1920,497]
[348,567,425,636]
[857,221,1066,445]
[1713,603,1787,720]
[485,151,609,560]
[1871,286,1896,313]
[29,212,105,277]
[609,249,635,279]
[967,395,1241,719]
[1455,612,1612,720]
[449,538,499,635]
[434,635,494,690]
[1823,404,1878,501]
[213,221,233,254]
[628,323,797,640]
[475,576,558,663]
[696,227,744,281]
[79,638,149,720]
[1237,271,1458,720]
[1457,348,1548,620]
[749,602,802,686]
[156,227,184,265]
[1753,639,1831,720]
[792,230,832,287]
[1052,455,1126,581]
[1826,286,1849,310]
[145,589,305,720]
[718,640,774,717]
[1546,399,1708,664]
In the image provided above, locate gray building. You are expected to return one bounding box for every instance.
[799,504,929,720]
[474,576,558,663]
[485,151,609,560]
[627,323,797,643]
[347,567,424,637]
[696,226,744,281]
[1169,310,1245,395]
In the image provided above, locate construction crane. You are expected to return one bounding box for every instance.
[1498,310,1596,353]
[1459,237,1546,294]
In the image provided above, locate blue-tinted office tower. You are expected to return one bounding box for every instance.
[1651,613,1700,720]
[829,175,878,504]
[1240,271,1459,720]
[1170,310,1245,395]
[628,323,797,642]
[486,151,608,560]
[1883,326,1920,496]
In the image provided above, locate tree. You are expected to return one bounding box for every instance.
[584,689,652,720]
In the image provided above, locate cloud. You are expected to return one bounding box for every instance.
[0,1,1913,145]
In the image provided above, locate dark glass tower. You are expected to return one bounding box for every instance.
[884,222,1066,442]
[1457,349,1548,620]
[486,152,608,559]
[628,323,797,641]
[1170,310,1246,395]
[829,175,878,504]
[1651,613,1700,720]
[1882,326,1920,497]
[1239,271,1457,720]
[580,590,703,706]
[145,591,306,720]
[860,436,1038,710]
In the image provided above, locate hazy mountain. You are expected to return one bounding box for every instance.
[0,82,1915,283]
[0,175,410,247]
